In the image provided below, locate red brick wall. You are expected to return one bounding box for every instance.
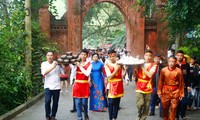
[50,29,68,53]
[39,4,50,39]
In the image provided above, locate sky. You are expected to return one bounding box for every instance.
[50,0,67,19]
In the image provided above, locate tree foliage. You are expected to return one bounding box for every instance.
[82,2,126,48]
[166,0,200,57]
[135,0,156,17]
[179,25,200,59]
[137,0,200,58]
[31,0,58,20]
[166,0,200,35]
[0,0,59,115]
[0,0,29,115]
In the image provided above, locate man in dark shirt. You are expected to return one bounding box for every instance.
[175,50,191,120]
[149,54,164,117]
[187,56,199,110]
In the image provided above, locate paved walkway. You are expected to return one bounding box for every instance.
[12,82,200,120]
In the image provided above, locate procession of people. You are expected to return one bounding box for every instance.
[41,48,200,120]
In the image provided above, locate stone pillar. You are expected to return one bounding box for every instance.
[67,0,82,54]
[39,4,50,39]
[127,7,145,57]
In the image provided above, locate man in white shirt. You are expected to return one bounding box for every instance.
[41,51,64,120]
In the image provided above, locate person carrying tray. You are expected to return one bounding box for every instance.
[135,50,157,120]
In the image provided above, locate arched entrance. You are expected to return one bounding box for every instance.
[67,0,145,56]
[39,0,168,57]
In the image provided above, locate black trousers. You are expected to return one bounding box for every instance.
[127,65,133,81]
[176,88,188,119]
[72,98,76,110]
[45,88,60,118]
[108,98,121,120]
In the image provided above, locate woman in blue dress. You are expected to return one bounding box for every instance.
[90,53,107,111]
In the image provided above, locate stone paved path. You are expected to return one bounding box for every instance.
[12,82,200,120]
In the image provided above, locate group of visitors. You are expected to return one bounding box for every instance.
[148,50,200,120]
[41,47,200,120]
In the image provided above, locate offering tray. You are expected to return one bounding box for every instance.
[117,58,144,65]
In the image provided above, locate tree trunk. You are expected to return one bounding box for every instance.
[175,32,181,53]
[25,0,32,79]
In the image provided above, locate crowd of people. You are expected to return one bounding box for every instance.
[41,48,200,120]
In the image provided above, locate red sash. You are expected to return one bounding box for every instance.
[73,62,91,98]
[136,63,155,93]
[106,63,124,98]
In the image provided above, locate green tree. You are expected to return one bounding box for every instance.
[0,0,59,115]
[166,0,200,51]
[179,25,200,59]
[31,0,66,20]
[166,0,200,35]
[82,2,126,48]
[0,0,30,115]
[137,0,200,56]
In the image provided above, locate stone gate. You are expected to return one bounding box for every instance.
[39,0,168,56]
